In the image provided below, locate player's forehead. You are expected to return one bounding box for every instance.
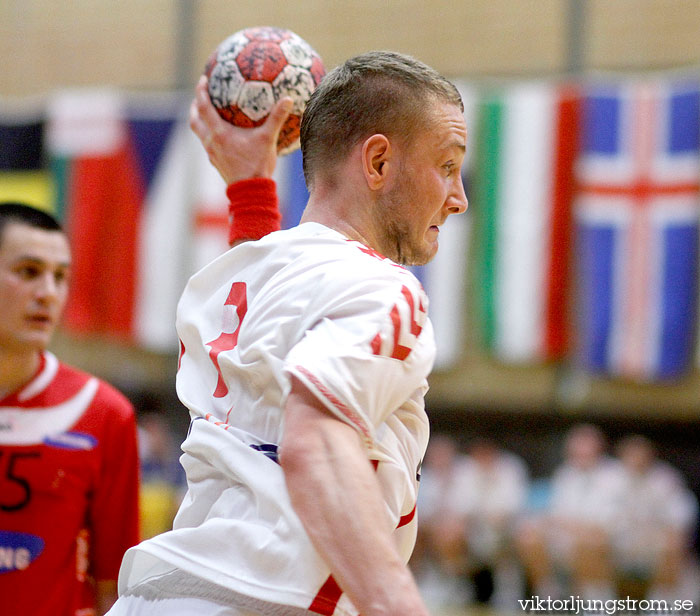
[0,222,71,266]
[417,100,467,154]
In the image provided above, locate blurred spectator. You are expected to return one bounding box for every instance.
[611,434,698,601]
[516,423,621,600]
[413,433,472,610]
[137,413,185,539]
[414,434,529,610]
[459,438,529,606]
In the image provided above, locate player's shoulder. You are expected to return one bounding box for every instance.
[199,223,427,315]
[54,357,136,421]
[92,377,136,420]
[286,223,424,288]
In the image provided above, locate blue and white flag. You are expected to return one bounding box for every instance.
[575,77,700,380]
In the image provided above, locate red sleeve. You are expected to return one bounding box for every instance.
[227,177,281,246]
[87,382,140,581]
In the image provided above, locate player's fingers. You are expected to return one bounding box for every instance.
[194,76,226,130]
[192,76,209,115]
[265,97,294,139]
[189,99,210,145]
[189,78,209,133]
[189,101,204,137]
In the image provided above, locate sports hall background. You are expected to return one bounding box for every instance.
[2,0,700,609]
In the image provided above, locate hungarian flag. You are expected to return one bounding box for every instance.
[470,82,580,363]
[575,78,700,381]
[47,89,141,340]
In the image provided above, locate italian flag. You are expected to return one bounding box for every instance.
[470,82,580,363]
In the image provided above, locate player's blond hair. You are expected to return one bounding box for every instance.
[300,50,463,189]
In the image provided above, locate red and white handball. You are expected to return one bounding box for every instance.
[204,26,325,154]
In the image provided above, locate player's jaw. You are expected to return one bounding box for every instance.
[423,220,444,257]
[0,305,58,353]
[418,215,449,265]
[375,182,447,266]
[382,214,443,267]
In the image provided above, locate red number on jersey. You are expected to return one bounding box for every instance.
[370,284,426,360]
[206,282,248,398]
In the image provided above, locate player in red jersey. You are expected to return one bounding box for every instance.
[0,202,140,616]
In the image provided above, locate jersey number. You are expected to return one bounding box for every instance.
[0,451,41,512]
[206,282,248,398]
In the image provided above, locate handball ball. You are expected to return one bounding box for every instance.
[204,26,325,155]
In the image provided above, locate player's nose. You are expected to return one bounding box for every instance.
[34,272,60,302]
[447,177,468,215]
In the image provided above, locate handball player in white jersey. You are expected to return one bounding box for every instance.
[109,51,468,616]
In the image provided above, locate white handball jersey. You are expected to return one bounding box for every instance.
[118,222,435,616]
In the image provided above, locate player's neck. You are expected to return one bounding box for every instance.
[302,188,381,252]
[0,347,42,400]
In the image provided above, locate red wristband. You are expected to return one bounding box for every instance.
[226,177,281,246]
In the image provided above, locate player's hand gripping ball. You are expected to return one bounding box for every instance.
[204,26,325,155]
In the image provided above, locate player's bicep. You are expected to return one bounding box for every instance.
[280,376,364,471]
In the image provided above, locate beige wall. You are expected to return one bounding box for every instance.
[2,0,700,96]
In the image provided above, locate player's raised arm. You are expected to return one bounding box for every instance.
[189,75,292,185]
[189,76,292,246]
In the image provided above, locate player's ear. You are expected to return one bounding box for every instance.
[361,134,392,191]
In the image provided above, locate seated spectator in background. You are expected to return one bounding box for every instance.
[517,423,621,601]
[414,434,529,609]
[459,438,529,606]
[138,413,186,539]
[413,433,472,610]
[611,434,698,601]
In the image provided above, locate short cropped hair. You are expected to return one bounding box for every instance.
[0,202,63,248]
[300,50,463,189]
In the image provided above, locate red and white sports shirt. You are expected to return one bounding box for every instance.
[118,222,435,616]
[0,351,140,616]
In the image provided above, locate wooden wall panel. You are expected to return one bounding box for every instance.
[4,0,700,97]
[587,0,700,70]
[194,0,567,80]
[0,0,177,95]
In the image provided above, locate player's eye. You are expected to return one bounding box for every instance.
[54,269,69,285]
[15,265,41,280]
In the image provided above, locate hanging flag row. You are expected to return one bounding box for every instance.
[0,71,698,382]
[465,74,700,382]
[0,88,310,353]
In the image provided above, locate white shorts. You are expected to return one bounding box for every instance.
[106,595,262,616]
